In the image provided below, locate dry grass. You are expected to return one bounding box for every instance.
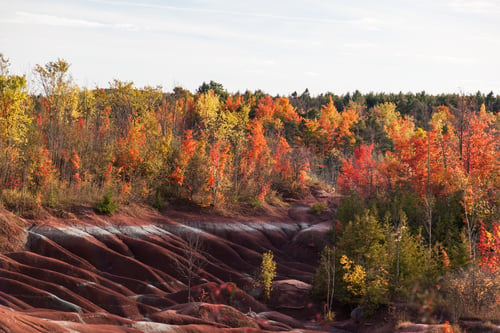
[0,188,39,216]
[0,207,27,252]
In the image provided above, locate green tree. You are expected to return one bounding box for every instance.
[336,209,391,309]
[386,210,431,297]
[313,246,336,320]
[197,80,228,100]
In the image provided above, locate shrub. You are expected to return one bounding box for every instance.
[95,192,117,215]
[250,197,263,208]
[324,309,335,322]
[440,265,500,322]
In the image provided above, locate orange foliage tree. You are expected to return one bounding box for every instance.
[240,119,272,202]
[208,139,232,207]
[169,129,198,190]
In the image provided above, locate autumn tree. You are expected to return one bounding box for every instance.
[303,97,360,184]
[207,140,231,207]
[105,80,162,135]
[169,130,198,192]
[477,222,500,272]
[115,118,146,184]
[337,144,379,199]
[239,119,273,203]
[0,55,31,189]
[459,105,499,259]
[34,59,80,180]
[224,97,250,199]
[272,135,292,181]
[304,96,358,158]
[195,90,220,135]
[27,145,57,206]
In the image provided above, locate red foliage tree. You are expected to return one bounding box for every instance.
[337,143,379,198]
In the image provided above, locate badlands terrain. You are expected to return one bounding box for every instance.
[0,200,351,333]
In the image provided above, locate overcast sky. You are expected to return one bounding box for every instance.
[1,0,499,95]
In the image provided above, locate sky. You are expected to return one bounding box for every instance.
[1,0,499,96]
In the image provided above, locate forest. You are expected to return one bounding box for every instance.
[1,56,499,323]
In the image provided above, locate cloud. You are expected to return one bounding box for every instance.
[427,54,476,65]
[448,0,500,14]
[343,42,377,49]
[1,6,320,47]
[404,52,477,66]
[87,0,391,31]
[348,17,385,31]
[304,71,319,77]
[8,11,138,31]
[88,0,344,24]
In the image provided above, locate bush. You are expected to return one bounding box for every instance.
[311,202,328,215]
[95,192,117,215]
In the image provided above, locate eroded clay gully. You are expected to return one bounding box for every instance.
[0,206,336,332]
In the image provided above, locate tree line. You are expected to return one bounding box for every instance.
[1,56,499,318]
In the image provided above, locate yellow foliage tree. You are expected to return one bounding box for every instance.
[0,55,32,188]
[261,251,277,301]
